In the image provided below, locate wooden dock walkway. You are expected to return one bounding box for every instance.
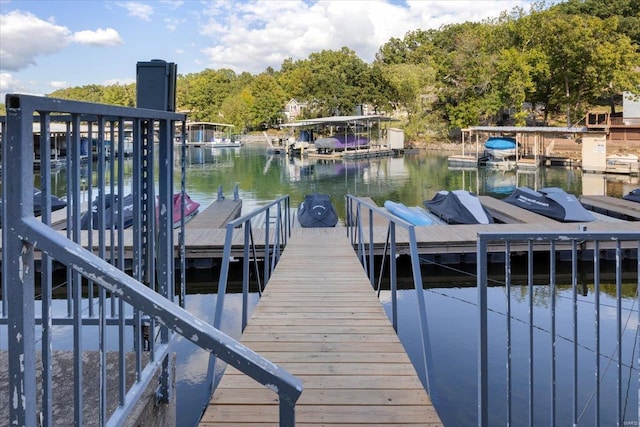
[186,198,242,229]
[478,196,557,224]
[199,227,442,426]
[579,195,640,221]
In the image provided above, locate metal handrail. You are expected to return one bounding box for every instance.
[477,230,640,426]
[2,94,301,426]
[206,195,293,397]
[345,194,435,397]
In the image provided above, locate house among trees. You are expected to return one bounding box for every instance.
[586,92,640,145]
[283,99,307,122]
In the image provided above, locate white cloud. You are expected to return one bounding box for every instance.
[49,80,69,89]
[0,11,71,71]
[164,17,184,32]
[73,28,123,46]
[0,72,19,92]
[119,2,154,21]
[0,72,44,99]
[197,0,532,73]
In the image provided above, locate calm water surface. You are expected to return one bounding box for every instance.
[21,144,640,425]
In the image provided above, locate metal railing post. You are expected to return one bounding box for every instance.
[4,96,38,427]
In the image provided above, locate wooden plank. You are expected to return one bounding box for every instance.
[199,231,441,426]
[579,195,640,221]
[187,199,242,229]
[479,195,557,224]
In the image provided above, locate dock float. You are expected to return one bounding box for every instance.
[186,198,242,229]
[478,196,557,224]
[579,195,640,221]
[199,227,442,426]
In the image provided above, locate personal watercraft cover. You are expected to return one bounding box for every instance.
[504,187,595,222]
[623,188,640,203]
[314,135,369,151]
[423,190,494,224]
[81,193,135,229]
[0,188,67,227]
[297,193,338,227]
[384,200,434,226]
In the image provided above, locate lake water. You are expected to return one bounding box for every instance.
[18,144,640,425]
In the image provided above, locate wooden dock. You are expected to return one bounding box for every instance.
[199,228,442,426]
[3,196,639,264]
[478,196,557,224]
[579,195,640,221]
[186,198,242,229]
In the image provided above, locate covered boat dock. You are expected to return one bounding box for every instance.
[451,126,593,170]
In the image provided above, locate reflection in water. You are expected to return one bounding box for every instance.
[21,145,640,218]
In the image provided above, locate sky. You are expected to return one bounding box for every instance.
[0,0,543,100]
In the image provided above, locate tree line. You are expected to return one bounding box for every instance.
[37,0,640,143]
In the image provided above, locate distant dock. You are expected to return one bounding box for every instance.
[1,196,638,268]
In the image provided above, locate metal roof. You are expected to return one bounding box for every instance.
[284,115,399,127]
[465,126,592,134]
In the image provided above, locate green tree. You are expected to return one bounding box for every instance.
[220,87,254,132]
[279,47,374,117]
[522,10,640,124]
[177,69,238,121]
[247,73,286,129]
[102,84,135,107]
[48,84,105,103]
[431,22,503,129]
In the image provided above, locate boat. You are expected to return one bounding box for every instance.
[423,190,494,224]
[297,193,338,227]
[157,193,200,228]
[484,136,517,159]
[185,122,241,148]
[384,201,435,226]
[606,153,639,174]
[504,187,595,222]
[81,193,134,230]
[0,188,67,227]
[622,188,640,203]
[314,135,369,152]
[80,192,200,230]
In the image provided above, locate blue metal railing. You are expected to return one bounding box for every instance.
[206,196,292,399]
[1,94,301,426]
[345,194,436,397]
[477,230,640,426]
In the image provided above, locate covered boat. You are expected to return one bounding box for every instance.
[157,193,200,228]
[314,135,369,152]
[82,192,200,230]
[423,190,494,224]
[504,187,595,222]
[81,193,134,230]
[622,188,640,203]
[80,194,133,230]
[297,193,338,227]
[485,136,517,159]
[0,188,67,227]
[384,201,434,226]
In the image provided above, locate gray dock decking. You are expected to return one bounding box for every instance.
[199,227,442,426]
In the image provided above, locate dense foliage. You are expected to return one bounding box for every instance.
[37,0,640,143]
